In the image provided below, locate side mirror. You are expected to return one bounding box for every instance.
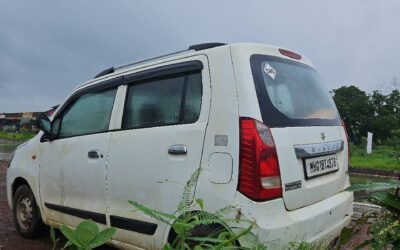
[36,113,54,142]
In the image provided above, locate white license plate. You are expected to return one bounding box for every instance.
[304,154,339,179]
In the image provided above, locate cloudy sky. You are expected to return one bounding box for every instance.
[1,0,399,112]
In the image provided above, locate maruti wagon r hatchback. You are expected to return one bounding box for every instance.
[7,43,353,249]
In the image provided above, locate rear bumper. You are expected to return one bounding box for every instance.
[234,191,353,248]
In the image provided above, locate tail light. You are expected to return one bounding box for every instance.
[341,119,350,162]
[238,118,282,201]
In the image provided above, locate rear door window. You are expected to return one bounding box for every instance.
[251,55,340,127]
[123,71,202,129]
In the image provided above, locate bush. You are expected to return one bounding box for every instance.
[343,180,400,249]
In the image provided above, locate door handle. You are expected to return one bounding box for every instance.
[88,150,101,159]
[168,145,187,155]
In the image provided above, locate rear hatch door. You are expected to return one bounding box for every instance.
[250,54,349,210]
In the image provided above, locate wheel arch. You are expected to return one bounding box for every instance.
[12,177,30,198]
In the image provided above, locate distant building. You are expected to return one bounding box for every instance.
[0,105,58,132]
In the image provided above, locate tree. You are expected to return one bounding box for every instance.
[332,85,373,143]
[332,85,400,145]
[369,90,399,143]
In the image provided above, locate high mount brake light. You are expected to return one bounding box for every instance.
[238,118,282,201]
[279,48,302,60]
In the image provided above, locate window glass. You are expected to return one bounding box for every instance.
[51,117,60,135]
[59,88,116,137]
[251,55,340,127]
[124,75,185,128]
[182,72,202,123]
[124,71,202,129]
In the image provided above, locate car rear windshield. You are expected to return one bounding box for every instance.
[250,54,340,127]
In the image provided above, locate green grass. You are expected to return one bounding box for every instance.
[0,131,37,141]
[350,144,400,171]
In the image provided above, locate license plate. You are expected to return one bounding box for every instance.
[304,154,339,179]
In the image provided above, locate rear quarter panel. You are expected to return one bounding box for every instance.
[193,46,240,213]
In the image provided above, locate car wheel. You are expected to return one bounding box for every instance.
[13,184,45,238]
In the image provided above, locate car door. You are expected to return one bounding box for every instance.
[39,84,120,228]
[106,57,211,249]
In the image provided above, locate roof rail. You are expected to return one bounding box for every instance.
[92,43,226,79]
[114,49,188,73]
[94,67,114,79]
[188,43,226,51]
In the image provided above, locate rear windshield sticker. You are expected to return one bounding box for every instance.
[263,63,276,80]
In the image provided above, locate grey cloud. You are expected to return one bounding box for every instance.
[0,0,399,112]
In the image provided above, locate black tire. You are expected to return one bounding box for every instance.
[12,184,45,238]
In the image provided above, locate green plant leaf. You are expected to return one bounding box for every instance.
[213,206,234,217]
[214,224,254,250]
[129,200,176,224]
[162,243,174,250]
[187,236,224,243]
[50,227,56,243]
[172,221,192,235]
[192,212,225,227]
[346,180,400,192]
[369,192,400,211]
[195,198,204,210]
[60,225,81,248]
[75,220,99,246]
[177,168,201,212]
[62,240,78,250]
[88,227,117,249]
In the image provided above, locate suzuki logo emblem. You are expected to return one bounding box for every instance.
[321,132,326,140]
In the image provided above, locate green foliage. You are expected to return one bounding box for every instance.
[368,213,400,249]
[0,131,36,141]
[332,86,400,145]
[59,220,117,250]
[343,181,400,249]
[129,168,266,249]
[50,227,59,250]
[332,86,372,143]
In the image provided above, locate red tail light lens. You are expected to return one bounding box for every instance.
[238,118,282,201]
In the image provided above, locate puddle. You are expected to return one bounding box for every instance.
[350,173,396,201]
[0,140,24,161]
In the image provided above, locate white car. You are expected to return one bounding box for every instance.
[7,43,353,249]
